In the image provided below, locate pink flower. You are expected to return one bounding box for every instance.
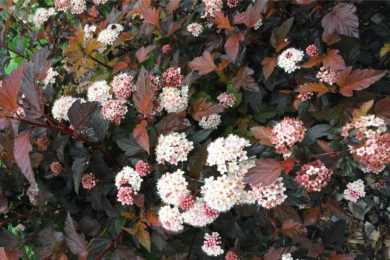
[306,44,318,57]
[202,204,219,219]
[179,194,195,211]
[316,66,339,85]
[225,252,238,260]
[227,0,238,8]
[102,100,128,125]
[162,44,171,53]
[81,173,96,190]
[111,73,136,100]
[296,160,333,192]
[202,232,224,256]
[135,161,151,177]
[50,162,63,174]
[217,92,235,109]
[162,67,183,88]
[117,186,135,205]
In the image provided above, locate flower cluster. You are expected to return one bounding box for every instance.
[217,92,235,109]
[162,44,171,53]
[271,117,306,158]
[158,86,189,114]
[155,132,193,165]
[55,0,70,11]
[179,194,195,211]
[282,253,294,260]
[33,8,55,27]
[52,96,80,121]
[342,114,390,173]
[187,23,203,37]
[297,91,313,101]
[202,204,220,219]
[159,205,183,232]
[97,24,124,51]
[102,100,128,125]
[150,75,162,90]
[277,48,304,73]
[115,166,143,192]
[70,0,86,14]
[226,252,238,260]
[296,160,333,192]
[81,173,96,190]
[182,198,217,227]
[306,44,318,57]
[207,134,250,173]
[316,66,339,85]
[248,177,287,209]
[202,0,223,17]
[157,170,189,206]
[50,162,62,174]
[135,161,150,177]
[84,24,96,40]
[202,232,224,257]
[227,0,238,8]
[111,73,135,100]
[254,18,263,30]
[199,114,221,130]
[162,67,183,88]
[344,179,366,202]
[117,186,135,205]
[93,0,108,4]
[201,175,242,212]
[76,81,92,93]
[87,81,111,104]
[43,68,58,85]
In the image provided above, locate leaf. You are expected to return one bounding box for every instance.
[132,67,156,118]
[328,252,355,260]
[296,0,315,4]
[336,67,387,97]
[280,158,294,174]
[113,61,129,74]
[88,108,109,141]
[322,32,341,45]
[188,52,217,75]
[0,248,24,260]
[300,124,331,146]
[243,159,283,186]
[72,157,88,194]
[352,100,374,118]
[168,22,182,35]
[322,220,347,246]
[112,246,140,260]
[14,133,36,188]
[300,55,322,68]
[21,63,44,119]
[224,33,244,62]
[380,43,390,58]
[307,241,325,258]
[270,18,294,50]
[136,45,156,63]
[141,8,160,28]
[117,135,144,156]
[123,221,151,252]
[273,203,301,223]
[134,194,145,208]
[322,49,346,70]
[85,39,106,54]
[264,247,297,260]
[0,230,21,248]
[244,0,268,28]
[323,198,352,221]
[262,57,277,80]
[38,227,64,251]
[64,213,89,259]
[233,12,245,25]
[0,62,27,113]
[0,189,9,214]
[188,139,210,178]
[209,11,233,31]
[160,113,187,135]
[146,210,162,227]
[192,98,223,121]
[166,0,181,15]
[80,217,101,236]
[303,208,320,226]
[216,59,231,72]
[374,97,390,125]
[68,100,100,133]
[295,82,329,97]
[317,140,333,152]
[322,3,359,38]
[133,120,150,154]
[279,219,314,249]
[232,66,260,92]
[250,126,273,146]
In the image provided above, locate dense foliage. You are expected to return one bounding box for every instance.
[0,0,390,259]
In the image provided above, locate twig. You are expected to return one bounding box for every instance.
[309,151,341,158]
[96,221,130,260]
[186,229,198,260]
[0,44,29,60]
[0,207,63,224]
[86,53,113,70]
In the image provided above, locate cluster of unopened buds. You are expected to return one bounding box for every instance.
[155,132,194,165]
[162,67,183,88]
[202,232,224,256]
[271,117,306,158]
[296,160,333,192]
[316,66,339,85]
[217,92,235,109]
[375,179,387,190]
[306,44,318,57]
[162,44,171,53]
[225,251,238,260]
[81,173,96,190]
[227,0,238,8]
[344,179,366,202]
[277,48,304,73]
[342,114,390,173]
[50,162,63,174]
[135,161,151,177]
[179,194,195,211]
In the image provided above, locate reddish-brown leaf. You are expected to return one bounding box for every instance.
[328,252,355,260]
[64,213,89,259]
[295,82,329,97]
[168,22,182,35]
[113,61,129,74]
[135,45,156,63]
[296,0,315,4]
[0,62,27,113]
[250,126,273,146]
[281,158,294,174]
[307,242,325,258]
[166,0,181,15]
[188,52,217,75]
[322,32,341,45]
[262,57,277,80]
[123,221,151,252]
[323,198,352,221]
[322,49,346,70]
[146,210,162,227]
[216,59,231,72]
[134,120,150,154]
[352,100,374,118]
[133,194,145,208]
[232,66,260,92]
[270,18,294,50]
[141,8,160,28]
[160,113,187,134]
[133,67,156,118]
[336,67,387,97]
[322,3,359,38]
[264,247,297,260]
[209,11,233,31]
[244,0,268,28]
[88,5,97,17]
[275,41,291,53]
[279,219,314,249]
[192,98,223,121]
[1,248,24,260]
[224,33,244,62]
[317,140,333,152]
[374,97,390,125]
[14,134,36,189]
[233,12,246,24]
[273,203,301,223]
[300,55,322,68]
[113,32,135,47]
[303,207,320,226]
[243,159,283,186]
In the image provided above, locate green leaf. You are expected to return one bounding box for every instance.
[337,156,357,176]
[253,104,278,123]
[290,146,310,162]
[322,220,347,246]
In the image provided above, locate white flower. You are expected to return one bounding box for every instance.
[43,67,58,85]
[182,198,216,227]
[155,132,194,165]
[87,81,111,104]
[277,48,304,73]
[248,177,287,209]
[159,205,183,232]
[52,96,81,121]
[157,170,189,206]
[33,8,56,27]
[115,166,143,192]
[158,86,189,113]
[199,114,221,129]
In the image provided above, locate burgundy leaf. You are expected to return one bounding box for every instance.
[64,212,89,259]
[244,0,268,28]
[166,0,180,15]
[0,188,9,214]
[68,100,99,133]
[160,113,188,135]
[136,45,156,63]
[14,133,36,188]
[322,49,346,70]
[0,62,27,113]
[188,52,217,75]
[21,64,44,119]
[133,120,150,154]
[322,3,359,38]
[192,98,223,121]
[374,97,390,125]
[132,67,157,118]
[224,33,244,62]
[273,202,301,223]
[264,246,297,260]
[232,66,260,92]
[243,159,282,186]
[262,57,277,80]
[233,12,246,24]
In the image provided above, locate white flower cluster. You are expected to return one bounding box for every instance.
[247,177,287,209]
[344,179,366,203]
[158,86,189,114]
[202,0,223,17]
[84,24,96,40]
[70,0,86,14]
[206,134,250,173]
[199,114,221,130]
[159,205,183,232]
[277,47,304,73]
[201,175,243,212]
[33,8,55,27]
[254,18,263,30]
[157,170,189,206]
[182,198,216,227]
[187,23,203,37]
[93,0,108,4]
[201,232,224,257]
[229,158,256,180]
[43,67,58,85]
[97,23,124,51]
[115,166,143,192]
[87,80,111,104]
[282,253,295,260]
[52,96,83,121]
[155,132,194,165]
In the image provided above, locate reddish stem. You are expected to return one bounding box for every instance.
[96,221,130,260]
[186,228,198,260]
[0,207,63,224]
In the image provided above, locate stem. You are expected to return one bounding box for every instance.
[19,232,40,249]
[147,119,159,136]
[309,151,341,158]
[0,207,63,224]
[86,53,113,70]
[0,44,29,60]
[96,221,130,260]
[186,229,198,260]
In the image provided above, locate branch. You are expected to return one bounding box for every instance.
[86,53,113,70]
[186,229,198,260]
[96,220,130,260]
[0,207,63,224]
[0,44,29,60]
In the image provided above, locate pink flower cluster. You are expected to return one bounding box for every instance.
[150,75,162,90]
[202,0,223,17]
[187,23,203,37]
[342,114,390,173]
[296,160,333,192]
[50,162,62,174]
[102,100,128,125]
[55,0,70,11]
[182,198,217,227]
[217,92,236,109]
[162,44,171,53]
[115,166,142,205]
[112,73,136,100]
[271,117,306,158]
[375,180,386,190]
[297,84,314,101]
[202,204,219,219]
[344,179,366,202]
[70,0,86,14]
[162,67,183,88]
[227,0,238,8]
[155,132,194,165]
[226,252,238,260]
[202,232,224,256]
[248,177,287,209]
[81,173,96,190]
[179,194,195,211]
[117,186,135,205]
[316,66,339,85]
[306,44,318,57]
[135,161,150,177]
